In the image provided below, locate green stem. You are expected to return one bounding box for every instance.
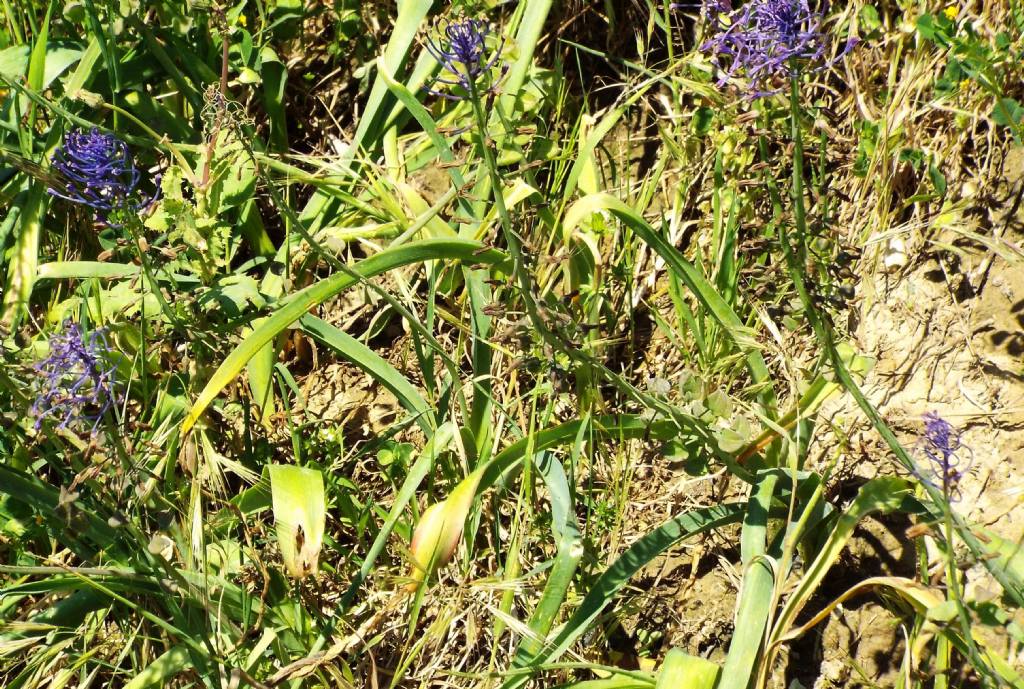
[466,82,546,333]
[943,495,983,681]
[125,219,181,331]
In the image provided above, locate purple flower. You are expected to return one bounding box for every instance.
[49,128,145,219]
[32,321,122,433]
[700,0,857,96]
[916,412,973,501]
[424,18,503,101]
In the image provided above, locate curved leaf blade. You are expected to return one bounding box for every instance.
[502,503,746,689]
[562,193,777,412]
[180,238,510,434]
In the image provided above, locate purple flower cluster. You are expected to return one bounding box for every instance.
[917,412,972,501]
[32,321,121,433]
[49,128,143,219]
[700,0,856,96]
[425,19,503,101]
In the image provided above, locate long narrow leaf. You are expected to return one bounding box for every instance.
[514,452,584,657]
[562,193,777,413]
[719,472,778,689]
[180,239,510,434]
[339,423,458,608]
[502,503,746,689]
[299,314,434,433]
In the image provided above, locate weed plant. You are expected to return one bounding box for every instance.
[1,1,1024,688]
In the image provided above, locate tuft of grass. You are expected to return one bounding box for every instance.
[1,1,1023,688]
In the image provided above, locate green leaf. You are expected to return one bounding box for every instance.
[562,194,777,413]
[916,14,945,44]
[719,473,778,689]
[259,47,288,152]
[974,528,1024,589]
[927,600,960,623]
[498,0,554,118]
[27,8,53,95]
[993,98,1024,128]
[269,465,326,579]
[123,646,192,689]
[36,261,141,280]
[859,5,882,33]
[706,390,733,418]
[512,451,583,658]
[767,477,911,647]
[199,275,265,317]
[1,183,46,328]
[299,314,434,433]
[244,316,276,428]
[207,133,258,209]
[0,46,26,77]
[655,649,720,689]
[180,239,511,434]
[502,503,746,689]
[0,43,84,91]
[693,107,715,137]
[928,162,948,197]
[349,0,432,154]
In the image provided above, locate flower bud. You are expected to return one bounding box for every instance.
[407,469,483,590]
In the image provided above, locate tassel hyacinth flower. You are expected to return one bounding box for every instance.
[31,321,122,433]
[49,128,146,219]
[424,18,503,101]
[700,0,857,96]
[917,412,973,501]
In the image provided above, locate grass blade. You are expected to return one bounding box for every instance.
[718,472,778,689]
[36,261,140,280]
[350,0,432,155]
[299,314,434,433]
[767,477,911,649]
[180,239,510,434]
[502,503,746,689]
[339,422,458,608]
[513,451,584,657]
[562,193,777,413]
[122,646,191,689]
[0,182,45,329]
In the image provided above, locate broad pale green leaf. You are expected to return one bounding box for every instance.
[655,649,720,689]
[269,465,326,579]
[1,185,47,328]
[36,261,141,280]
[123,646,191,689]
[719,473,778,689]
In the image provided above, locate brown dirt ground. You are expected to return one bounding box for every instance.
[802,143,1024,683]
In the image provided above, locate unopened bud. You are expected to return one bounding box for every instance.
[406,468,483,590]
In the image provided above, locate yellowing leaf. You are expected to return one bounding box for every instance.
[270,465,326,579]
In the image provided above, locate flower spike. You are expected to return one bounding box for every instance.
[916,412,973,501]
[700,0,857,97]
[32,321,122,433]
[424,18,504,101]
[49,128,153,220]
